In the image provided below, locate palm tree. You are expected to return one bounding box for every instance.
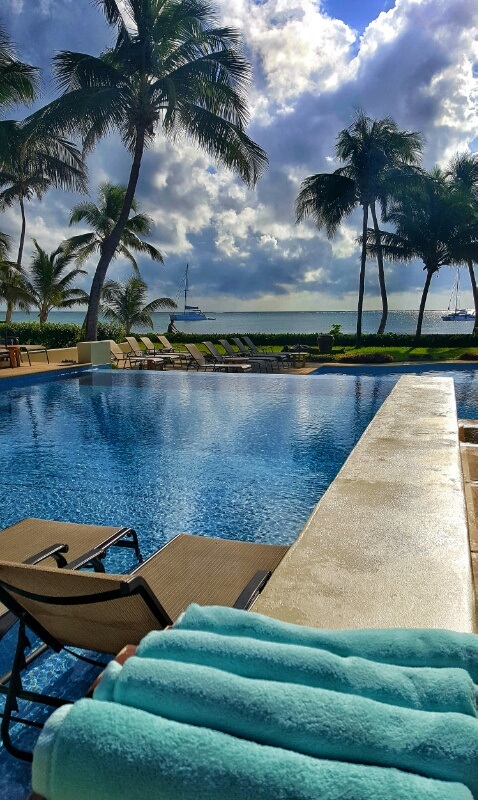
[25,240,89,323]
[367,169,474,341]
[447,153,478,334]
[65,182,163,273]
[0,119,87,286]
[101,276,175,336]
[32,0,268,341]
[0,230,32,322]
[295,111,423,343]
[0,24,38,112]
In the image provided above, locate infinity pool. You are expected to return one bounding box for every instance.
[0,369,392,559]
[0,366,477,797]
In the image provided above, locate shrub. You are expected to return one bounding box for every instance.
[0,321,125,349]
[457,352,478,360]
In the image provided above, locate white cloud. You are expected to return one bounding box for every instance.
[3,0,477,312]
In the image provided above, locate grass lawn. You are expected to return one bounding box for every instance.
[336,346,478,362]
[253,344,478,362]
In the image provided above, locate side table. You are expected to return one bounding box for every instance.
[6,345,21,368]
[291,352,308,369]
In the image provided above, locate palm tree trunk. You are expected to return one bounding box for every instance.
[356,204,369,347]
[468,259,478,335]
[415,267,433,342]
[6,195,28,324]
[85,127,146,341]
[17,194,26,270]
[371,203,388,335]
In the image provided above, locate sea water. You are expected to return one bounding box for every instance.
[2,309,476,335]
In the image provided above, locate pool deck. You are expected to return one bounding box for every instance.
[0,362,87,380]
[255,375,477,632]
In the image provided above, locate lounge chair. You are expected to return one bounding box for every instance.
[202,342,253,373]
[242,335,291,367]
[219,339,278,372]
[233,338,287,370]
[0,518,142,640]
[110,341,161,370]
[125,337,168,369]
[140,337,188,368]
[19,344,49,366]
[154,334,186,354]
[0,534,288,760]
[0,346,10,368]
[184,343,225,371]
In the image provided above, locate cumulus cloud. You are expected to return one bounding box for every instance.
[0,0,477,312]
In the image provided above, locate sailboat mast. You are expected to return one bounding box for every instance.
[456,268,460,314]
[184,264,188,311]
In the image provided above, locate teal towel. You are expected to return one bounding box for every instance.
[94,657,478,793]
[176,604,478,680]
[32,699,473,800]
[136,627,478,716]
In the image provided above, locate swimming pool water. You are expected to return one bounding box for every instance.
[1,366,477,797]
[0,369,392,559]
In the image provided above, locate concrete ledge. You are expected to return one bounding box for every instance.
[255,376,476,632]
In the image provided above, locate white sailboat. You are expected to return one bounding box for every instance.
[170,264,215,322]
[441,269,475,321]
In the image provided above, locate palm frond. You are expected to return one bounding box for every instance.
[295,172,357,237]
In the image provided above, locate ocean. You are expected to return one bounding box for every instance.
[2,309,476,336]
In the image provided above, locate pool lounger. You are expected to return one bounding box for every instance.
[0,533,288,761]
[0,518,142,640]
[19,345,49,366]
[242,336,291,367]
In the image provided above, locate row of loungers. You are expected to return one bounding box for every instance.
[111,335,291,373]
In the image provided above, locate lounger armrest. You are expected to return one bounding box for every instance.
[66,545,109,571]
[232,569,272,610]
[24,544,69,567]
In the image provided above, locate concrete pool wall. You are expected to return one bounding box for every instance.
[255,375,476,632]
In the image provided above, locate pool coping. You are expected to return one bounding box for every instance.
[0,363,97,388]
[254,375,476,631]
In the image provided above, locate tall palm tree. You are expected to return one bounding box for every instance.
[295,111,423,343]
[367,169,474,341]
[33,0,268,341]
[0,24,38,112]
[101,275,175,335]
[65,182,163,273]
[0,119,87,286]
[25,239,89,323]
[447,153,478,334]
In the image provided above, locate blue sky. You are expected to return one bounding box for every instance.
[1,0,477,313]
[323,0,395,32]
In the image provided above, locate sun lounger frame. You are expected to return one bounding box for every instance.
[0,530,285,761]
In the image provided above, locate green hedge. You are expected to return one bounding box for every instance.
[2,323,477,351]
[148,331,478,348]
[0,321,125,349]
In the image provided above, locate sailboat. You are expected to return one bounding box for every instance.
[441,269,475,321]
[170,264,215,322]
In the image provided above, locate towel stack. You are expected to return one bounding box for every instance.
[32,604,478,800]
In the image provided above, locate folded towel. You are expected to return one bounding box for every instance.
[136,628,478,716]
[94,657,478,793]
[176,604,478,680]
[33,699,473,800]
